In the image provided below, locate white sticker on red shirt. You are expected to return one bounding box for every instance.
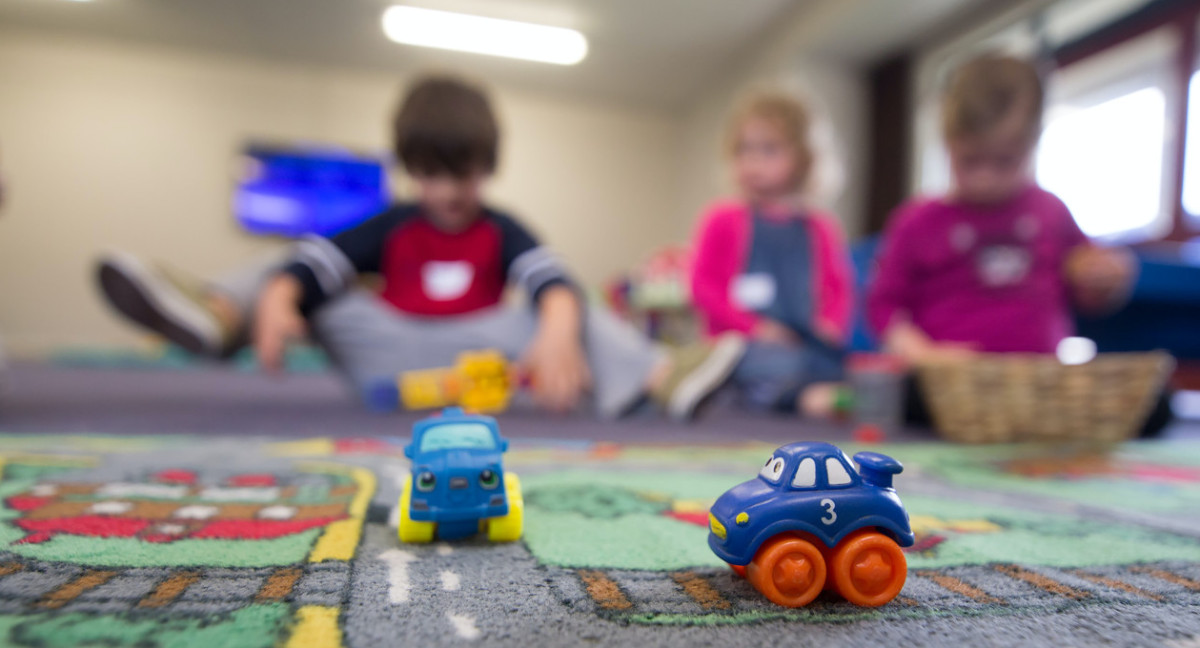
[421,261,475,301]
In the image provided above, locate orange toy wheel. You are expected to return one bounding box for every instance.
[828,530,907,607]
[729,564,746,578]
[746,534,827,607]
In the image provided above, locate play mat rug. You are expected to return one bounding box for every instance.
[0,434,1195,647]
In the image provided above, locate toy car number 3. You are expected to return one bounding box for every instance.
[820,498,836,525]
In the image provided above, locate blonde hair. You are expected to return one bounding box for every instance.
[942,54,1044,142]
[725,90,814,191]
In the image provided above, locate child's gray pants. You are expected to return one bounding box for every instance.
[212,254,663,418]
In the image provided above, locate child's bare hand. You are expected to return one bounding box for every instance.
[521,330,591,414]
[753,319,800,347]
[885,320,977,365]
[916,341,979,365]
[253,275,308,373]
[1065,246,1136,312]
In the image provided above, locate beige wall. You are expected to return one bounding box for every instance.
[672,1,870,242]
[0,28,683,354]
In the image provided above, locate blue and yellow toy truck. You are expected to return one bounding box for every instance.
[397,407,523,543]
[708,442,913,607]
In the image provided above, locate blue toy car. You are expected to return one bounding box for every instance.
[397,407,523,543]
[708,442,914,607]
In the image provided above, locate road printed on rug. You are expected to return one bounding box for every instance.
[0,436,1196,646]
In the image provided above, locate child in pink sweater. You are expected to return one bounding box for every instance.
[868,55,1135,364]
[690,91,855,417]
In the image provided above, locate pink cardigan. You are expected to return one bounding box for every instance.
[689,200,855,343]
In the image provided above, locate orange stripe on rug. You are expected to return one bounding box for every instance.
[578,570,633,610]
[36,569,118,609]
[0,563,24,579]
[1069,570,1164,601]
[914,571,1004,605]
[138,570,201,608]
[256,567,303,602]
[994,565,1089,600]
[1131,567,1200,592]
[670,571,731,610]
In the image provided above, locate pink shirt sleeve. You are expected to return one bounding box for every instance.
[866,203,922,337]
[689,205,759,335]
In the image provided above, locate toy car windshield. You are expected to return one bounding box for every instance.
[418,423,498,452]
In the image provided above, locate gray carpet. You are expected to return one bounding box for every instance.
[0,361,929,443]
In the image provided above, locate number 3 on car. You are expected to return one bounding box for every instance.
[708,442,913,607]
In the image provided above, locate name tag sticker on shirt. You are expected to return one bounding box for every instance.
[976,245,1032,288]
[421,261,475,301]
[732,273,777,310]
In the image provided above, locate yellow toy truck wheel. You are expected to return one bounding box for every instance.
[397,475,436,544]
[486,473,523,542]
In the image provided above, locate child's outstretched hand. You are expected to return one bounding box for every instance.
[1065,245,1136,314]
[521,286,591,413]
[753,318,801,347]
[254,275,308,373]
[522,330,591,414]
[884,320,978,366]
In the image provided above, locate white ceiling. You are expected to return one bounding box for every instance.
[0,0,990,109]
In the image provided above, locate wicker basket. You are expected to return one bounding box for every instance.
[915,352,1174,443]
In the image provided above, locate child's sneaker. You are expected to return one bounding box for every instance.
[96,252,229,357]
[655,333,747,422]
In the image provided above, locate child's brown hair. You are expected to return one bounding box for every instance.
[942,54,1044,143]
[393,75,499,178]
[726,90,814,190]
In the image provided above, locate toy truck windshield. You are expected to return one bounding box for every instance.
[418,423,497,452]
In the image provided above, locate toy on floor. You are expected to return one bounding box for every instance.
[397,407,523,543]
[367,350,525,413]
[708,442,913,607]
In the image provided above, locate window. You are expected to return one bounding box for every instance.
[1184,70,1200,222]
[791,458,816,488]
[1036,29,1178,242]
[911,2,1200,241]
[826,458,853,486]
[1037,86,1167,238]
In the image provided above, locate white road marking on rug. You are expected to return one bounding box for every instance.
[379,549,418,604]
[436,542,453,556]
[1165,636,1200,648]
[88,501,133,515]
[446,612,480,640]
[173,505,219,520]
[440,570,461,591]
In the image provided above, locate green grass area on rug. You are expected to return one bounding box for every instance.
[0,434,1193,646]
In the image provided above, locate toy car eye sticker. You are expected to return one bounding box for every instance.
[416,471,437,492]
[479,469,500,490]
[791,457,817,488]
[759,456,786,483]
[820,498,837,525]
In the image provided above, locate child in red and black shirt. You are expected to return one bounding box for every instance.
[97,76,744,420]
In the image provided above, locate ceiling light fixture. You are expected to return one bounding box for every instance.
[382,6,587,66]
